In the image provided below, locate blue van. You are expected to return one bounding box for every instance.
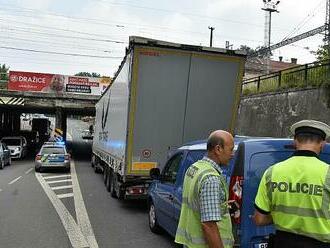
[147,137,330,247]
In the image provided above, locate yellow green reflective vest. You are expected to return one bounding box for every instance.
[175,159,234,248]
[255,154,330,243]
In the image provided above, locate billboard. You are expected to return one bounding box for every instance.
[8,71,111,95]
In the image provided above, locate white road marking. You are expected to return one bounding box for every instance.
[47,179,72,184]
[35,161,99,248]
[51,185,73,190]
[71,160,99,248]
[43,175,71,180]
[25,168,34,174]
[57,193,74,199]
[8,176,22,185]
[35,172,89,248]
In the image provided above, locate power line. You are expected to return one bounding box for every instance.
[0,46,123,59]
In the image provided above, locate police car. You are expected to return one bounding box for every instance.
[35,142,71,172]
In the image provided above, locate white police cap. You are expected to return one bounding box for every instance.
[290,120,330,140]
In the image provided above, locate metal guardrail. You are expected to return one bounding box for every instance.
[242,59,330,95]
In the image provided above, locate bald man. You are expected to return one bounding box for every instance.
[175,130,235,248]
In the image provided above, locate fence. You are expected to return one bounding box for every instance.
[242,59,330,95]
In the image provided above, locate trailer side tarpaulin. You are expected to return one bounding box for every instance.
[8,71,110,95]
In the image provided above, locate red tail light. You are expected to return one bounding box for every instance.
[229,176,243,224]
[35,155,42,161]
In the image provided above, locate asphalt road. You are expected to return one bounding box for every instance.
[0,118,175,248]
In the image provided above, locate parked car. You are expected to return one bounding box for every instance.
[147,137,330,247]
[0,142,11,169]
[1,136,28,159]
[35,144,71,172]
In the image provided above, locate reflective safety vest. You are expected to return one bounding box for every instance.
[255,155,330,243]
[175,160,234,248]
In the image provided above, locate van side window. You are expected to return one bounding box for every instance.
[178,150,205,186]
[162,153,183,184]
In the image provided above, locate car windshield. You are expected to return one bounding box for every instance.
[2,139,21,146]
[41,146,65,154]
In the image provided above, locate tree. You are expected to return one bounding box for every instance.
[0,64,9,83]
[313,44,329,61]
[74,72,101,77]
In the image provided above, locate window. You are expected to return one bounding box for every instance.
[41,146,65,154]
[162,153,183,184]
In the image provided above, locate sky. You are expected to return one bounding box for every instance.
[0,0,326,77]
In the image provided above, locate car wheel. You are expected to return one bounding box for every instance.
[7,157,11,166]
[94,161,101,174]
[0,159,4,169]
[149,201,162,234]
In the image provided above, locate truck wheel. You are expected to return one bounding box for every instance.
[91,155,95,168]
[149,201,162,234]
[106,171,111,192]
[103,167,108,185]
[110,173,118,198]
[94,162,101,174]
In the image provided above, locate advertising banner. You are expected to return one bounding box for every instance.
[8,71,110,95]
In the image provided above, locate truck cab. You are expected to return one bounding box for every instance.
[148,137,330,247]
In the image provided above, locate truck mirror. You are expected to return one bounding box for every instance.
[150,168,160,180]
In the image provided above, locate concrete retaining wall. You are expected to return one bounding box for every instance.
[235,87,330,137]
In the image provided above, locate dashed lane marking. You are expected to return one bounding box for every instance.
[43,175,71,180]
[51,185,73,190]
[8,176,22,185]
[47,179,72,184]
[25,168,33,174]
[57,193,74,199]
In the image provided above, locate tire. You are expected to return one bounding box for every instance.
[148,201,162,234]
[7,157,11,166]
[94,162,101,174]
[106,170,111,192]
[0,159,4,170]
[103,167,108,185]
[110,173,118,198]
[35,167,41,172]
[91,155,95,168]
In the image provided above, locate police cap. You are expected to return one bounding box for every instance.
[290,120,330,140]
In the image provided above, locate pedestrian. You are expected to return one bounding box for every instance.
[254,120,330,248]
[175,130,235,248]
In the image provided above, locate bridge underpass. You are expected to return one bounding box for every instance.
[0,90,99,141]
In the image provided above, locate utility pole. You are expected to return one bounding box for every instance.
[208,26,215,47]
[326,0,330,58]
[262,0,280,73]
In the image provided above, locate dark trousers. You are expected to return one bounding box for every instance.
[272,231,330,248]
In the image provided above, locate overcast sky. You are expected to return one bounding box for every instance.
[0,0,326,77]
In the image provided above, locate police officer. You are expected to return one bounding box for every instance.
[254,120,330,248]
[175,130,235,248]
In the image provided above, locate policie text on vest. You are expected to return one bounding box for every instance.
[269,181,323,196]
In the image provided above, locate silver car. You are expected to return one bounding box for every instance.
[35,145,70,172]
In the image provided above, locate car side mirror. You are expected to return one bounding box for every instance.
[150,168,160,180]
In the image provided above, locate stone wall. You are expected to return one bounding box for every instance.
[235,87,330,138]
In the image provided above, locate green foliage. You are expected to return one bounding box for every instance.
[74,72,101,78]
[0,64,9,89]
[314,44,329,61]
[242,61,330,96]
[75,72,101,77]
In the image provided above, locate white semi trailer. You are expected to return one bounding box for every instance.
[92,36,246,199]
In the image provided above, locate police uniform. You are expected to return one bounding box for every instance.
[255,120,330,248]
